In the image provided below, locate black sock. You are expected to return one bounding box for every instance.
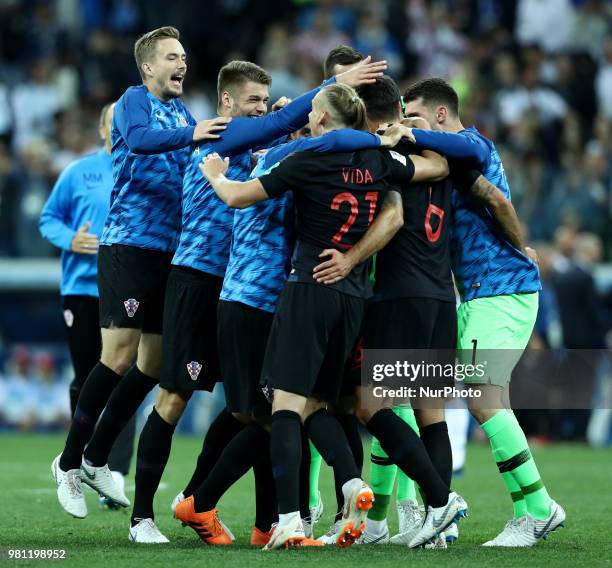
[366,408,449,508]
[420,421,453,490]
[131,408,176,524]
[270,410,302,514]
[182,408,245,496]
[60,362,122,471]
[334,413,363,518]
[254,438,277,532]
[299,426,312,519]
[305,409,360,504]
[193,423,268,512]
[69,382,80,417]
[107,415,136,475]
[84,366,157,466]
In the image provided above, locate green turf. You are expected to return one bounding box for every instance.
[0,434,610,567]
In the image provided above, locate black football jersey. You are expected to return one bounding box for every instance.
[259,148,415,298]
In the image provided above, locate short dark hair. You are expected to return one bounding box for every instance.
[217,60,272,108]
[323,45,364,79]
[403,78,459,116]
[134,26,180,80]
[357,76,401,122]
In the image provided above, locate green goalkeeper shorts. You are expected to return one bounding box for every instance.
[457,292,538,386]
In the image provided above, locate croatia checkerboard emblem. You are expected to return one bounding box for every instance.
[123,298,139,318]
[187,361,202,381]
[63,309,74,328]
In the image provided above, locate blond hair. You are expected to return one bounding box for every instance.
[321,83,367,130]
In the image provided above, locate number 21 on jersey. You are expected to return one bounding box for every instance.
[331,191,378,248]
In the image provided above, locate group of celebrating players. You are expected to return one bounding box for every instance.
[47,25,566,550]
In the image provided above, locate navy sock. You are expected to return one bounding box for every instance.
[193,423,269,512]
[366,408,449,507]
[131,408,176,524]
[84,366,157,466]
[421,421,453,490]
[270,411,302,514]
[60,362,122,471]
[182,408,245,496]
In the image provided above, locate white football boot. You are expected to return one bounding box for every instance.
[52,455,87,518]
[409,492,468,548]
[80,459,130,507]
[129,518,169,544]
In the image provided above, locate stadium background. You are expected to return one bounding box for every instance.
[0,1,611,444]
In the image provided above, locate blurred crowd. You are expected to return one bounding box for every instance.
[0,0,610,257]
[0,0,611,438]
[0,345,72,431]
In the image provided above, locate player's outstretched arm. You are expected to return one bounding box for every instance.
[313,190,404,285]
[409,128,489,165]
[464,174,525,252]
[117,88,229,153]
[410,150,449,182]
[199,153,268,209]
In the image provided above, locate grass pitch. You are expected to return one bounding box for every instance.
[0,433,610,567]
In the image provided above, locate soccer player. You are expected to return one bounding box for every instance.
[51,26,229,520]
[174,123,408,546]
[324,45,365,78]
[40,103,136,505]
[199,83,464,549]
[403,78,566,546]
[126,58,389,543]
[313,75,531,548]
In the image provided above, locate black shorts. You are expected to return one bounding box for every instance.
[261,282,364,404]
[340,336,364,397]
[98,244,172,334]
[159,266,223,393]
[364,297,457,349]
[62,295,101,404]
[363,297,456,393]
[217,300,273,416]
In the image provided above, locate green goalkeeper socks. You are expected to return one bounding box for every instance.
[308,441,322,509]
[369,435,397,520]
[395,407,419,502]
[368,407,419,520]
[482,410,552,520]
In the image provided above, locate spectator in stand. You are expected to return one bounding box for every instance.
[10,59,67,153]
[33,353,71,432]
[1,347,37,431]
[292,8,350,68]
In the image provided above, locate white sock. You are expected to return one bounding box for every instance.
[365,517,388,535]
[445,404,469,471]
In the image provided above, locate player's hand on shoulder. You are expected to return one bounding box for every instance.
[71,221,99,255]
[335,55,387,86]
[378,123,415,147]
[271,96,291,111]
[313,249,355,285]
[193,116,232,141]
[401,116,431,130]
[199,153,229,180]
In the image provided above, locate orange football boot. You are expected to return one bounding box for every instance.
[250,527,274,546]
[337,480,375,547]
[174,495,233,545]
